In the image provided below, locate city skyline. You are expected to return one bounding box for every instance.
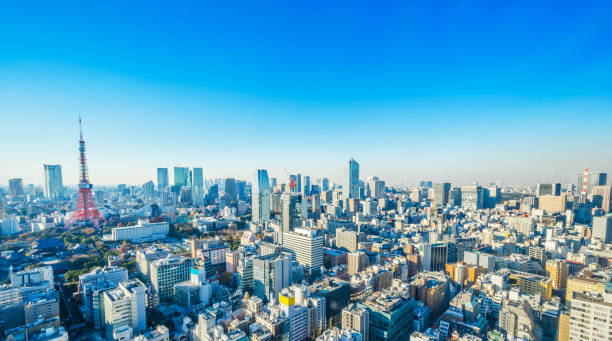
[2,157,608,189]
[1,3,612,341]
[2,2,612,186]
[1,116,610,187]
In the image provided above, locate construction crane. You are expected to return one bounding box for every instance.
[289,177,297,190]
[284,167,297,191]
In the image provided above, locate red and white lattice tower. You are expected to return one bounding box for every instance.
[67,116,105,228]
[582,167,589,196]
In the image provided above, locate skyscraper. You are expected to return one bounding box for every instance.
[224,178,236,200]
[461,185,483,210]
[157,168,169,190]
[592,215,612,243]
[372,179,385,199]
[419,243,448,272]
[296,173,302,193]
[204,184,218,204]
[8,178,24,197]
[43,164,64,198]
[281,192,307,234]
[252,254,291,303]
[568,292,612,341]
[302,175,311,196]
[150,256,193,302]
[322,178,330,192]
[236,180,247,200]
[344,159,359,200]
[536,183,554,196]
[102,280,147,341]
[282,228,324,275]
[173,167,189,187]
[192,167,204,191]
[591,186,612,212]
[449,187,462,207]
[143,181,155,200]
[278,287,310,341]
[433,182,451,207]
[253,169,271,224]
[484,186,502,208]
[576,169,607,196]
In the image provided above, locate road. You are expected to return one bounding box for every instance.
[57,279,87,339]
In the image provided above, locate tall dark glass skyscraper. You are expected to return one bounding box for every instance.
[281,192,306,233]
[344,158,359,200]
[253,169,271,224]
[191,167,204,190]
[173,167,189,187]
[157,168,169,190]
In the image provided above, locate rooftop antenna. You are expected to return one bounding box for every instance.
[78,113,83,140]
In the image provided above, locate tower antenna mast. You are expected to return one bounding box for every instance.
[67,115,105,228]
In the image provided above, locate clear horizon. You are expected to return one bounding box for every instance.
[2,2,611,186]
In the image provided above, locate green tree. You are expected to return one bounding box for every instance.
[65,270,86,283]
[122,260,137,272]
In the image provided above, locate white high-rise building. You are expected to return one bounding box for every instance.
[0,217,18,236]
[102,279,147,341]
[79,266,128,292]
[135,247,170,281]
[569,292,612,341]
[150,256,193,302]
[461,185,483,210]
[79,267,129,329]
[281,285,326,339]
[367,176,385,199]
[10,266,54,289]
[253,169,271,224]
[278,287,310,341]
[43,164,64,198]
[283,228,324,275]
[190,267,211,306]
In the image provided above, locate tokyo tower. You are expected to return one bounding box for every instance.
[67,116,105,228]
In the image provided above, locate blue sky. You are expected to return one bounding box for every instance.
[1,1,611,186]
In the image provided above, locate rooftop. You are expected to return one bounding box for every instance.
[33,238,65,250]
[136,325,169,341]
[153,255,191,267]
[572,291,612,306]
[361,289,410,313]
